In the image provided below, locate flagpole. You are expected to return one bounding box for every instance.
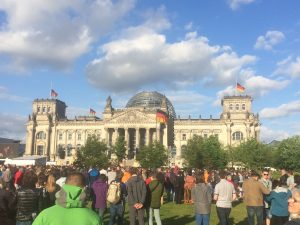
[50,82,53,98]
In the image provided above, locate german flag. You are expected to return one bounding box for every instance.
[237,83,245,92]
[156,111,168,124]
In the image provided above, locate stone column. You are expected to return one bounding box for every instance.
[146,128,150,146]
[156,125,161,143]
[135,128,140,149]
[226,124,231,146]
[50,126,56,160]
[25,129,34,155]
[125,128,129,154]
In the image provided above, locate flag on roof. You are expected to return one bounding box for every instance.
[90,108,96,115]
[236,83,245,92]
[51,89,58,98]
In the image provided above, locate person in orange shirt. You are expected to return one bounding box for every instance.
[204,170,209,184]
[122,167,132,184]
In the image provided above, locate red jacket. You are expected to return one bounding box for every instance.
[14,171,23,185]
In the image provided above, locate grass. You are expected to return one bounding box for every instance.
[101,200,249,225]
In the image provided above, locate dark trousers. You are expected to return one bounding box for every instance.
[174,187,183,204]
[128,205,145,225]
[270,215,289,225]
[246,206,264,225]
[109,203,124,225]
[216,207,231,225]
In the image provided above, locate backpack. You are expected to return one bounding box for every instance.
[107,181,121,204]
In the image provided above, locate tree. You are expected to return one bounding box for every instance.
[273,136,300,170]
[112,136,127,164]
[74,135,109,168]
[232,138,273,169]
[136,141,168,169]
[182,135,227,169]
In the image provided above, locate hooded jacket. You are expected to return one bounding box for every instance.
[32,184,101,225]
[92,179,108,209]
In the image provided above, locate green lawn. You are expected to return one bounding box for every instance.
[102,200,249,225]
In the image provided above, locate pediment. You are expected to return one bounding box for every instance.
[106,109,155,124]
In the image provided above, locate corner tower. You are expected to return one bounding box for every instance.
[25,99,67,157]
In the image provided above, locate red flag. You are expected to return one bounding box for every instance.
[51,89,58,98]
[236,83,245,92]
[90,108,96,115]
[156,111,168,124]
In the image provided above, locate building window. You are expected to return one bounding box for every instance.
[97,133,101,140]
[76,144,81,150]
[77,133,81,141]
[47,107,51,113]
[182,134,186,140]
[235,104,239,110]
[67,144,72,156]
[214,134,219,139]
[42,107,46,112]
[37,107,41,112]
[68,133,72,140]
[232,131,243,141]
[36,131,46,139]
[58,133,63,140]
[229,104,233,110]
[242,104,246,110]
[203,134,208,138]
[37,145,44,155]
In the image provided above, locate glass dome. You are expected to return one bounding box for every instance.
[126,91,176,118]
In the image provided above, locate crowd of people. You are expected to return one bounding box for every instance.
[0,164,300,225]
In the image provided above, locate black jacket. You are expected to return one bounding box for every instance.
[16,188,39,221]
[127,175,147,206]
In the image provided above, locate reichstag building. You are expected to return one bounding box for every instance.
[25,91,260,166]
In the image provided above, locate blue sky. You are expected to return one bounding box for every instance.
[1,0,300,143]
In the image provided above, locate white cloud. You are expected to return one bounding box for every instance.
[86,15,256,93]
[0,86,30,102]
[254,30,285,50]
[228,0,256,10]
[260,126,290,143]
[0,113,26,142]
[0,0,135,70]
[213,71,289,106]
[274,56,300,78]
[260,100,300,119]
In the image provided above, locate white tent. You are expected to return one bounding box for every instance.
[5,155,47,166]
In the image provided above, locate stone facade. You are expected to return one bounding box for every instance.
[25,92,260,166]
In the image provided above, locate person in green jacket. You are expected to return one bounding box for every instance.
[32,172,102,225]
[148,171,164,225]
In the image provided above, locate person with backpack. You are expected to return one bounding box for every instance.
[148,171,164,225]
[108,172,127,225]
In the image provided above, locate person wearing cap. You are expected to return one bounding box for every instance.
[243,170,270,225]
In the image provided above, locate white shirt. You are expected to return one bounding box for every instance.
[214,179,236,208]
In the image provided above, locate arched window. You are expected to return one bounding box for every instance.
[36,131,46,139]
[242,104,246,110]
[235,104,239,110]
[229,104,233,110]
[77,133,82,141]
[68,133,72,140]
[58,133,63,140]
[232,131,243,141]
